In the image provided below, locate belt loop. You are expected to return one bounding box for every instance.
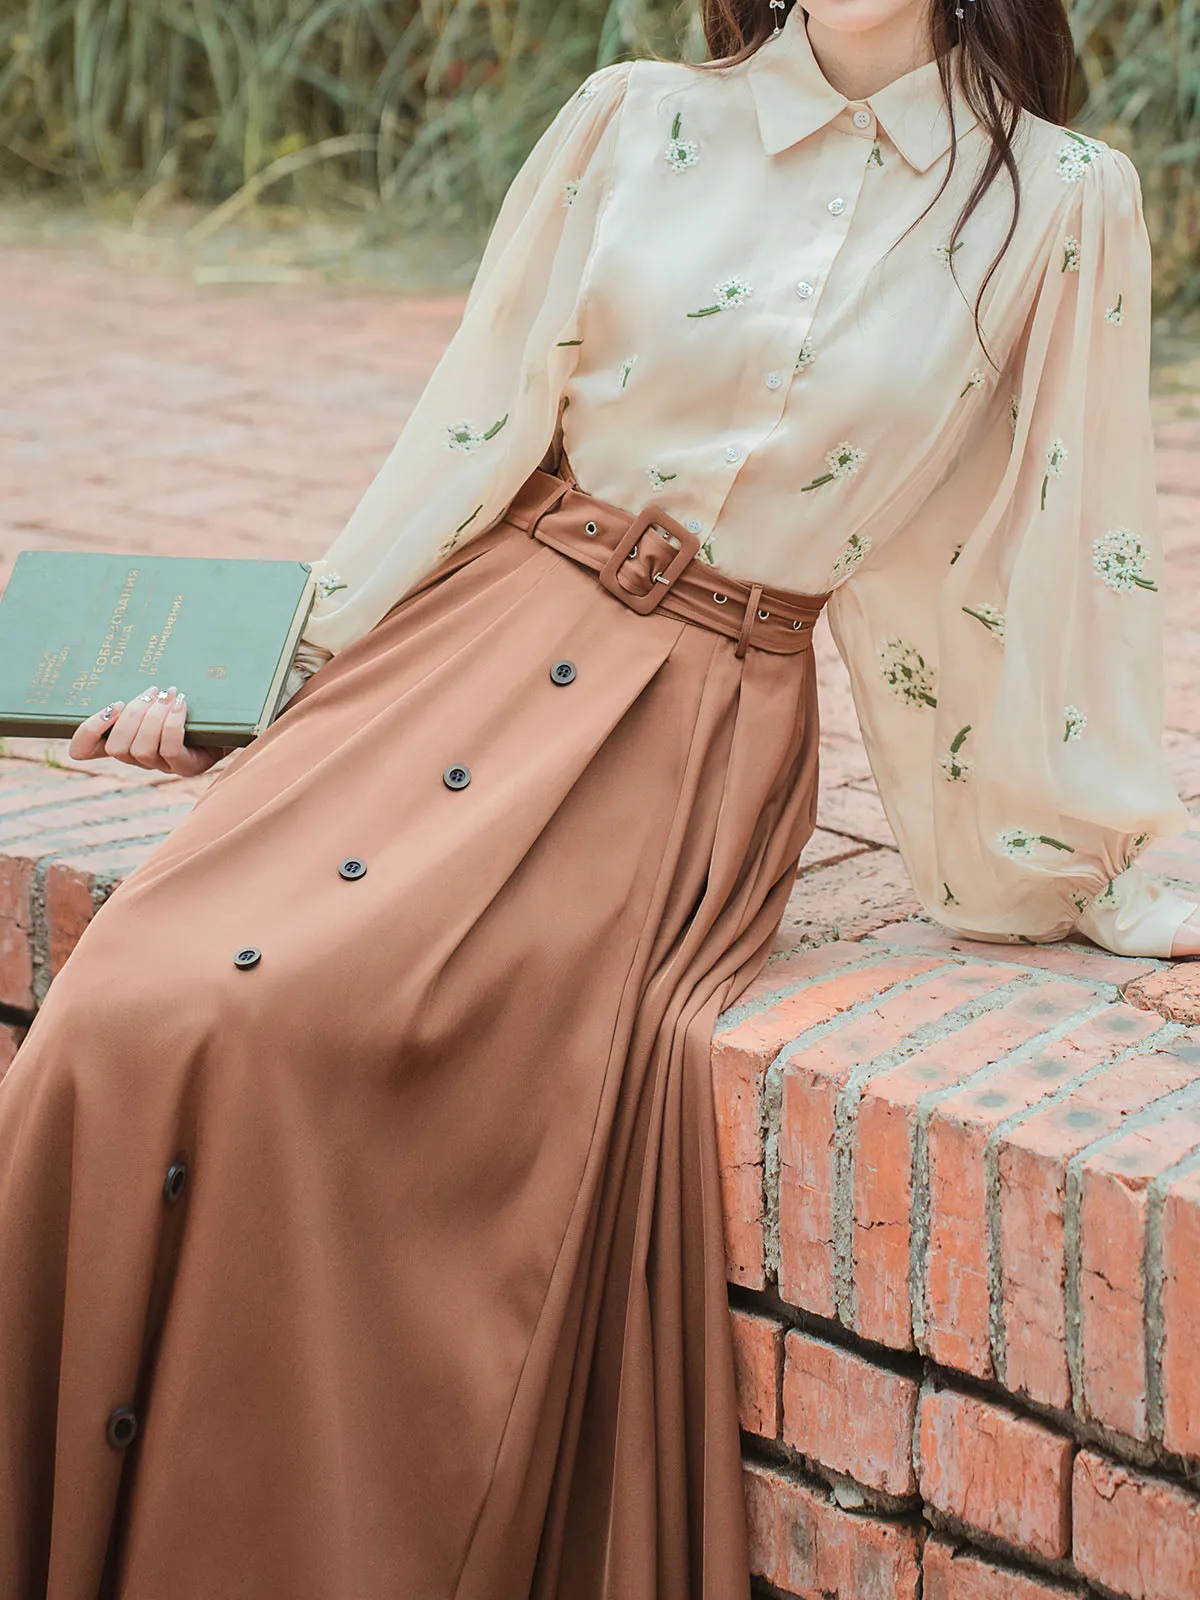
[735,583,764,659]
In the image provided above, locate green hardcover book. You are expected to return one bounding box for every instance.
[0,552,317,748]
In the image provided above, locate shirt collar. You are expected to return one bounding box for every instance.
[746,7,979,173]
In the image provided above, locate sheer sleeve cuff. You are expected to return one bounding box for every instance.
[1075,866,1197,959]
[279,638,334,711]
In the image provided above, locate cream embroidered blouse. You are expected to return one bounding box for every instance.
[301,8,1194,958]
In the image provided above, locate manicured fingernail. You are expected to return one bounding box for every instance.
[141,685,158,700]
[98,704,117,721]
[156,689,171,702]
[174,691,186,710]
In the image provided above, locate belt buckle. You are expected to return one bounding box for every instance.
[597,504,701,615]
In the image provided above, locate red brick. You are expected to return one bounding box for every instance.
[799,826,872,873]
[1124,964,1200,1024]
[0,1019,26,1082]
[771,849,920,953]
[0,854,36,1009]
[43,861,97,978]
[743,1459,921,1600]
[1161,1163,1200,1456]
[781,1329,917,1495]
[918,1386,1073,1560]
[729,1308,782,1439]
[865,921,1162,985]
[0,762,101,819]
[922,1536,1073,1600]
[1074,1450,1200,1600]
[857,979,1087,1367]
[998,1045,1200,1410]
[923,1006,1164,1383]
[1079,1092,1200,1439]
[776,963,1011,1334]
[717,952,942,1291]
[815,785,896,848]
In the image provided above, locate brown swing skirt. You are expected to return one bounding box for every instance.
[0,467,828,1600]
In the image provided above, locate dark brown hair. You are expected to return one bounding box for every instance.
[700,0,1077,352]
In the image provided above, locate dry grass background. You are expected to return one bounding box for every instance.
[0,1,1196,310]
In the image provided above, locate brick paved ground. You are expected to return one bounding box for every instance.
[4,229,1200,1599]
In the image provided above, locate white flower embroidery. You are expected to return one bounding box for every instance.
[998,828,1076,859]
[940,725,974,782]
[697,536,717,566]
[1104,294,1124,326]
[1057,132,1107,183]
[877,639,937,709]
[687,277,754,317]
[444,415,508,453]
[831,533,871,584]
[933,239,966,269]
[962,603,1006,641]
[665,112,699,172]
[1127,831,1151,867]
[868,142,885,168]
[578,79,598,100]
[562,181,579,208]
[647,466,677,490]
[1092,527,1158,593]
[960,369,985,397]
[796,337,816,374]
[619,356,637,390]
[1062,236,1081,273]
[802,442,866,492]
[1041,438,1067,509]
[1063,705,1087,743]
[315,572,347,600]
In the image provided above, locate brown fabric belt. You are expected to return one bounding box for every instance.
[504,469,830,657]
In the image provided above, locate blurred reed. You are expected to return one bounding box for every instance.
[0,0,1195,309]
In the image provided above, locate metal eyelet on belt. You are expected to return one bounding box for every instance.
[793,620,804,630]
[713,593,728,604]
[585,521,598,536]
[758,609,771,620]
[626,544,638,559]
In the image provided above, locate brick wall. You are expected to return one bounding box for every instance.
[1,743,1199,1598]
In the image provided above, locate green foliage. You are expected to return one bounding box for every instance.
[0,1,1196,308]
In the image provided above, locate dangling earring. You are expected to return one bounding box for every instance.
[954,0,978,18]
[769,0,786,34]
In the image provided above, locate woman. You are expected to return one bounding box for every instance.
[3,1,1197,1595]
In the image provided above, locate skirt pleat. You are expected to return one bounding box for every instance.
[0,515,822,1600]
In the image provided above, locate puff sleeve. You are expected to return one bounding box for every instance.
[827,137,1193,955]
[301,64,631,657]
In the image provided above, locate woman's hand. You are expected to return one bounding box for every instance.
[1172,904,1200,959]
[68,686,231,776]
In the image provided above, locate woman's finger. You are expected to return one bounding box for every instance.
[128,687,177,769]
[157,691,223,776]
[68,702,125,761]
[104,687,162,765]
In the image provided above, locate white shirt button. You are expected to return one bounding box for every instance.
[685,517,703,535]
[828,197,846,216]
[765,370,783,390]
[724,444,742,464]
[852,109,872,129]
[796,281,815,299]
